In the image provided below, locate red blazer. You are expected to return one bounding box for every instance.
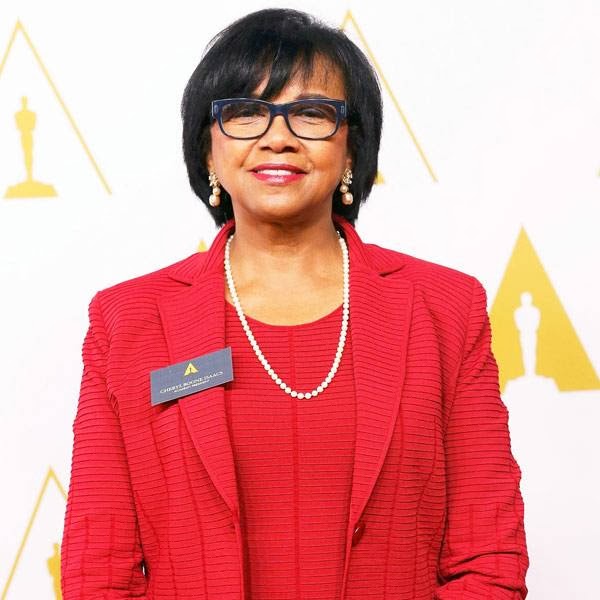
[61,215,529,599]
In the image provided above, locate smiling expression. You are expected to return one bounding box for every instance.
[206,58,353,225]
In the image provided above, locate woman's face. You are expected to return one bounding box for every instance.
[206,60,353,225]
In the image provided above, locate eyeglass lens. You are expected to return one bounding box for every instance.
[219,100,339,139]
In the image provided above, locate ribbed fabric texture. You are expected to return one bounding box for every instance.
[60,216,529,599]
[224,302,355,600]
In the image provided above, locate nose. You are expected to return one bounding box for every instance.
[258,113,300,152]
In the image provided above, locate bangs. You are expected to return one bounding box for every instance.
[205,28,343,101]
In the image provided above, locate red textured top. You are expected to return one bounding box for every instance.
[224,301,355,599]
[61,216,529,599]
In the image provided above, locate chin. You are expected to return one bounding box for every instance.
[259,209,312,227]
[248,197,317,221]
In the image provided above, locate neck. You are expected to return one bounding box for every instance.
[228,213,343,283]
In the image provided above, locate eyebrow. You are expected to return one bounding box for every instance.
[295,93,332,99]
[248,92,335,100]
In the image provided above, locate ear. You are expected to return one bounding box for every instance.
[345,155,353,171]
[206,152,213,173]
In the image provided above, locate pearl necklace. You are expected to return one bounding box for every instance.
[224,231,350,399]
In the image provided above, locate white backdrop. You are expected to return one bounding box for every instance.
[1,1,599,598]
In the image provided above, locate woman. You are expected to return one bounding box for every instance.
[61,8,529,599]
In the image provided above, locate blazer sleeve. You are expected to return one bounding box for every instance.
[61,292,148,599]
[434,278,529,599]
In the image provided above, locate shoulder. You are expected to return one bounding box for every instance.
[97,251,205,298]
[87,251,207,331]
[366,242,480,291]
[364,242,485,326]
[363,244,492,371]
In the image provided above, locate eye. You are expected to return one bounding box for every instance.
[234,106,261,117]
[222,102,264,121]
[299,107,325,116]
[291,103,337,122]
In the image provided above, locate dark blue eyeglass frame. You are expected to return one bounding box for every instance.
[210,97,348,140]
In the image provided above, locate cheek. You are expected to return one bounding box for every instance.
[210,135,252,172]
[314,143,349,178]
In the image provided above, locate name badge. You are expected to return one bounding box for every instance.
[150,347,233,406]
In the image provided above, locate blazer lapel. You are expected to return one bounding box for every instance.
[336,217,414,525]
[156,221,241,520]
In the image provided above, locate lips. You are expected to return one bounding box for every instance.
[251,163,306,174]
[250,163,307,185]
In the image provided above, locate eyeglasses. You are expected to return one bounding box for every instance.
[211,97,347,140]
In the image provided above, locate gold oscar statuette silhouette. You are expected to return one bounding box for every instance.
[47,542,62,599]
[503,290,558,397]
[4,96,57,198]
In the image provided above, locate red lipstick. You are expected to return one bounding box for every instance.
[251,163,306,185]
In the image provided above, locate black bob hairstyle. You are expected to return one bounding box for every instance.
[181,8,383,227]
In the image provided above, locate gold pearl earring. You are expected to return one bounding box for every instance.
[208,170,221,207]
[340,168,353,205]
